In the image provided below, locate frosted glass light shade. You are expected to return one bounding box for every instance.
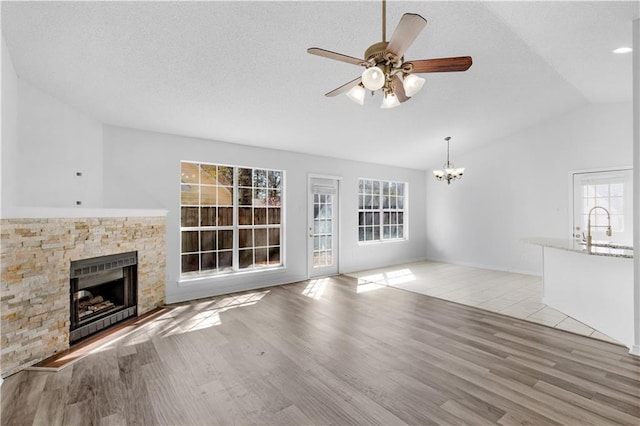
[361,66,385,90]
[381,93,400,109]
[346,85,365,105]
[433,170,444,178]
[402,74,425,97]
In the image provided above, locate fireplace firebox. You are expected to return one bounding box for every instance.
[69,252,138,343]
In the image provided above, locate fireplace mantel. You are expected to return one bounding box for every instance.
[1,206,167,219]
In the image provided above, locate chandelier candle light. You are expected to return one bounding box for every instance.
[433,137,464,184]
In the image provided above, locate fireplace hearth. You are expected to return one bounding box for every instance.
[70,252,138,343]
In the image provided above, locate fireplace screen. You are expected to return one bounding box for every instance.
[69,252,138,343]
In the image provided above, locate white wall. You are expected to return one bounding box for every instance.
[14,78,103,208]
[426,102,633,275]
[1,36,19,214]
[102,125,427,303]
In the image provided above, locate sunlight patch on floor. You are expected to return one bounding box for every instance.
[357,268,416,286]
[356,282,385,293]
[302,278,329,300]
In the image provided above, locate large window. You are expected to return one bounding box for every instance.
[572,168,632,245]
[358,178,407,242]
[180,162,283,277]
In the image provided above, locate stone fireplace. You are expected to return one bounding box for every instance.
[1,214,166,378]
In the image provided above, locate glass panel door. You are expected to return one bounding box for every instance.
[309,178,339,278]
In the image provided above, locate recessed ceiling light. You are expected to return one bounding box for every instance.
[613,47,632,54]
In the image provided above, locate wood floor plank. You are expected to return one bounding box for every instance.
[2,275,639,426]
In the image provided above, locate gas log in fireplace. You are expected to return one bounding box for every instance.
[69,252,138,343]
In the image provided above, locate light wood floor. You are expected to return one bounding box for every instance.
[2,275,639,425]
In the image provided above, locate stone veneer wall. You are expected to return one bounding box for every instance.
[0,216,166,377]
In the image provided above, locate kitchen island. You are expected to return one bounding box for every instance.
[526,238,634,350]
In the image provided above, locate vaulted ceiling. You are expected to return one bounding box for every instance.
[2,1,637,170]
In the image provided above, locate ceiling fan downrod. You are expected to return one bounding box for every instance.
[382,0,387,43]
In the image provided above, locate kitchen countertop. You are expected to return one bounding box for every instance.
[524,237,633,259]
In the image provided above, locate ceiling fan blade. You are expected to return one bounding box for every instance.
[391,75,409,103]
[385,13,427,59]
[325,77,362,97]
[405,56,473,73]
[307,48,367,66]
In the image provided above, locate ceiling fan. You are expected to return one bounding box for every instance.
[307,0,472,108]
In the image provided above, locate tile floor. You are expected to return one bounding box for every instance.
[347,260,619,344]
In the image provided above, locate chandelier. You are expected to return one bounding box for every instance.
[433,137,464,184]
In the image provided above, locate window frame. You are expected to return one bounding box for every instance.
[571,167,632,245]
[358,178,408,244]
[180,161,284,280]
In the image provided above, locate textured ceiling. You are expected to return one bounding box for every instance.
[2,1,637,170]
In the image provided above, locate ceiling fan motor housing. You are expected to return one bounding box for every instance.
[365,41,394,64]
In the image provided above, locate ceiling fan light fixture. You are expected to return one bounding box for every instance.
[402,74,425,97]
[381,92,400,109]
[346,84,366,105]
[361,66,385,90]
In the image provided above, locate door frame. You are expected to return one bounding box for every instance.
[307,174,342,279]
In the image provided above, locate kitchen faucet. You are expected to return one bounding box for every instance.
[586,206,612,250]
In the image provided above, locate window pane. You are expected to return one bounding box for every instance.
[218,186,233,206]
[218,207,233,226]
[595,184,609,198]
[200,186,216,205]
[219,251,233,270]
[181,207,199,227]
[268,208,281,225]
[254,169,267,187]
[268,247,281,265]
[200,207,216,226]
[268,170,282,189]
[239,249,254,269]
[358,212,365,226]
[201,252,216,271]
[359,227,365,241]
[255,228,268,247]
[238,207,252,225]
[373,226,380,240]
[201,231,216,251]
[182,231,199,253]
[238,168,253,186]
[199,164,217,184]
[268,228,280,246]
[610,197,623,214]
[255,248,268,266]
[268,189,281,206]
[239,229,253,248]
[181,162,199,184]
[254,188,267,206]
[610,183,623,197]
[398,225,404,238]
[397,183,404,196]
[238,188,252,206]
[217,166,233,186]
[181,254,199,273]
[219,230,233,250]
[254,208,267,225]
[181,183,199,205]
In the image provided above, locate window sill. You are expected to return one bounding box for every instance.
[178,265,286,286]
[358,238,408,246]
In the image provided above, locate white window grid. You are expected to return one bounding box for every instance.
[180,162,283,277]
[358,178,407,242]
